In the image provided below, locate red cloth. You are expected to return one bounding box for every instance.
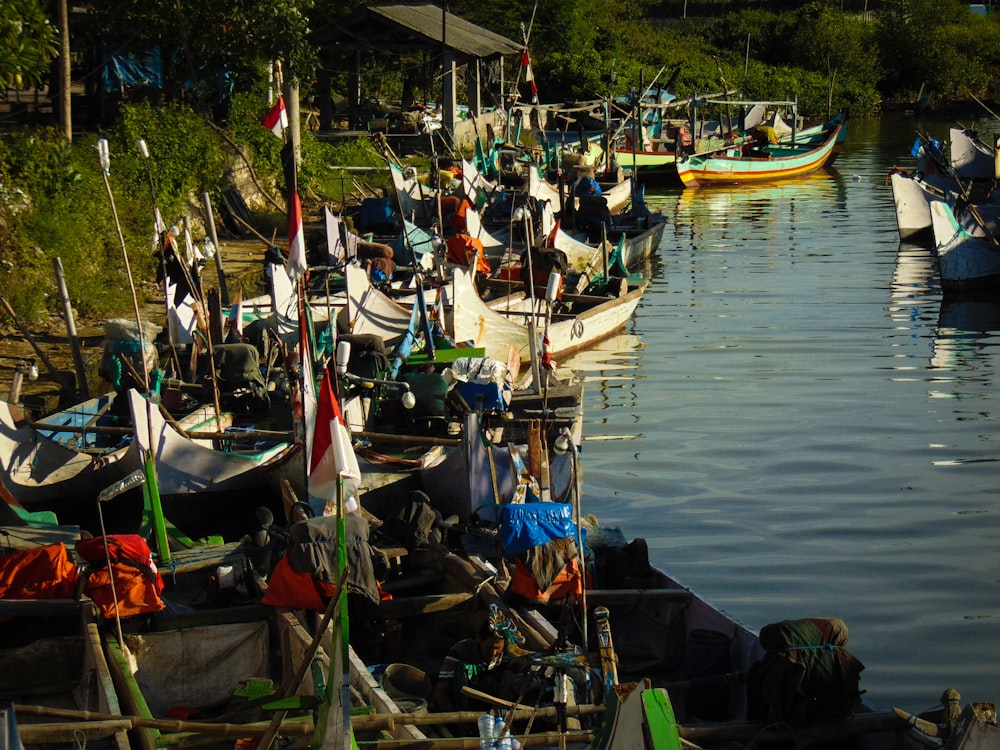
[447,234,490,275]
[83,564,166,618]
[510,556,585,604]
[76,535,165,619]
[262,555,338,610]
[0,543,79,601]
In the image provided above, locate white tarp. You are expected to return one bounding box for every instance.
[125,621,269,716]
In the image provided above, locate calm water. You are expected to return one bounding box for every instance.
[564,114,1000,714]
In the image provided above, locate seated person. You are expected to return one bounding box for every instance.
[432,620,509,712]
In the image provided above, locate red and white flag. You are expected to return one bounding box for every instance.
[262,95,288,138]
[309,367,361,515]
[522,50,538,104]
[287,190,307,282]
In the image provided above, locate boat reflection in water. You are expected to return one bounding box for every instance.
[663,169,848,245]
[887,241,939,336]
[930,294,1000,373]
[560,331,645,443]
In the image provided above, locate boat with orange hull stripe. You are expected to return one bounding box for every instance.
[675,117,845,188]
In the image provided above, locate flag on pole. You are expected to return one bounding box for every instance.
[262,95,288,138]
[309,367,361,516]
[522,50,538,104]
[287,190,307,282]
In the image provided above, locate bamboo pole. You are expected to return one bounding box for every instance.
[25,420,295,443]
[368,730,595,749]
[258,568,350,750]
[18,720,132,743]
[13,705,313,737]
[52,257,89,398]
[13,706,602,748]
[203,192,230,306]
[15,703,605,734]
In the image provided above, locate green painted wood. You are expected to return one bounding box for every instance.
[641,689,682,750]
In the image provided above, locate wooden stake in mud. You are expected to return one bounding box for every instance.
[202,192,230,306]
[52,257,89,399]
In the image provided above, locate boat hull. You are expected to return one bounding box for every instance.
[676,121,844,188]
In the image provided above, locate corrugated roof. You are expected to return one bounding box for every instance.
[318,3,522,62]
[370,4,522,57]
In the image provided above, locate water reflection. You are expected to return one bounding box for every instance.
[667,170,849,246]
[891,241,938,298]
[561,331,644,414]
[931,295,1000,374]
[888,241,940,335]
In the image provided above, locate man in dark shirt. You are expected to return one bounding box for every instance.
[432,620,509,712]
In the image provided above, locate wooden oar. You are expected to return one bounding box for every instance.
[892,707,940,737]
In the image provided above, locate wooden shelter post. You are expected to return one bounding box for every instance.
[469,59,482,118]
[443,51,457,150]
[348,51,361,130]
[318,69,333,130]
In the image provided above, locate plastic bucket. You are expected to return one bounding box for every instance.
[679,628,732,721]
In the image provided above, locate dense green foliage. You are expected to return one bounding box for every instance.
[0,100,361,323]
[0,0,57,89]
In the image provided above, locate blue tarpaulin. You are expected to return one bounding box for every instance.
[498,502,579,558]
[101,45,163,95]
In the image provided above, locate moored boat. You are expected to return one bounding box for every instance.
[929,199,1000,292]
[450,267,648,365]
[675,119,845,188]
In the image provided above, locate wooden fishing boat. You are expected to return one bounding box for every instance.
[888,129,999,243]
[450,267,648,365]
[0,395,142,529]
[0,389,299,539]
[552,214,666,278]
[929,199,1000,292]
[319,466,953,750]
[0,536,131,750]
[675,119,845,188]
[526,165,635,216]
[949,126,998,181]
[889,168,956,242]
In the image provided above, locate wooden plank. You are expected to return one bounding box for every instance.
[377,592,474,619]
[641,689,682,750]
[0,525,82,551]
[162,541,247,575]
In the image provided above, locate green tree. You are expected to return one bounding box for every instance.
[0,0,58,89]
[82,0,316,102]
